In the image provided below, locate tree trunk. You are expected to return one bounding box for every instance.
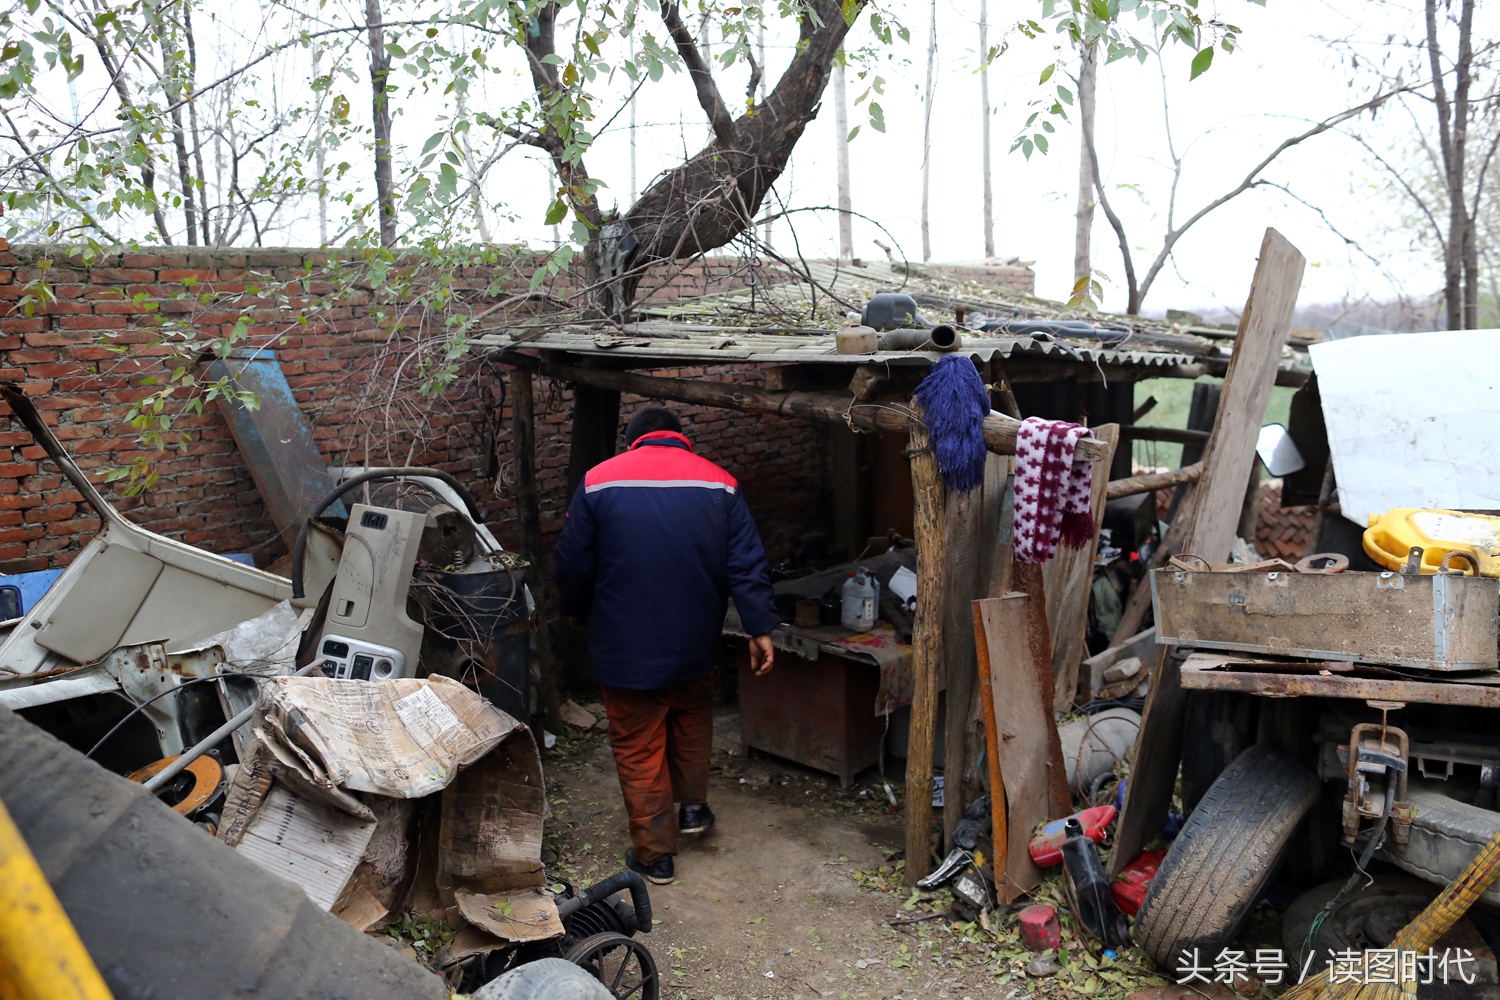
[920,0,938,262]
[979,0,993,259]
[181,4,211,246]
[366,0,397,248]
[1074,45,1098,285]
[833,51,854,260]
[599,0,862,310]
[1429,0,1474,330]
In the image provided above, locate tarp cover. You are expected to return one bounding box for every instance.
[1309,330,1500,525]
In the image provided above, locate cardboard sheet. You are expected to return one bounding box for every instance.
[1310,331,1500,525]
[232,784,378,910]
[220,675,550,942]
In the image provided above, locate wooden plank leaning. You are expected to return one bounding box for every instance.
[1107,227,1306,877]
[1042,423,1120,714]
[973,589,1072,904]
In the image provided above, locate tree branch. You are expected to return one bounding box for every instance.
[1133,84,1417,310]
[1085,116,1139,313]
[660,3,736,146]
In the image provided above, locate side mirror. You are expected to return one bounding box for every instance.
[1256,423,1306,477]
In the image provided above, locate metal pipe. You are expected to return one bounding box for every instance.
[143,662,318,793]
[876,325,962,352]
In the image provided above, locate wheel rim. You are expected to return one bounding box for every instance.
[564,932,659,1000]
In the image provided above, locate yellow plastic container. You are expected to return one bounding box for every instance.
[1363,508,1500,577]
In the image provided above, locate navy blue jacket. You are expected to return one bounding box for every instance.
[552,431,779,690]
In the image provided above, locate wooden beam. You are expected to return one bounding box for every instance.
[495,350,1110,462]
[904,414,946,885]
[1117,426,1210,445]
[566,384,622,498]
[511,370,562,728]
[1105,461,1204,501]
[1109,228,1306,877]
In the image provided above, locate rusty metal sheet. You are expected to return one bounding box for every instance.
[1180,651,1500,707]
[206,349,345,545]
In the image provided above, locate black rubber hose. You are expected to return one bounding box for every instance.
[291,467,484,599]
[0,704,448,1000]
[555,870,653,933]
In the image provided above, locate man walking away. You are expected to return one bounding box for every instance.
[553,407,778,884]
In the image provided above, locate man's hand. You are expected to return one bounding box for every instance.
[749,634,775,676]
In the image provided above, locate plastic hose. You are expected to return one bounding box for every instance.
[555,870,653,933]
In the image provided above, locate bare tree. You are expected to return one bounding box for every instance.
[979,0,994,259]
[366,0,397,248]
[1073,46,1097,285]
[1086,45,1411,315]
[833,51,854,260]
[919,0,937,262]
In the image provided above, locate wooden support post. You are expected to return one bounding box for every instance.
[905,414,946,885]
[567,384,622,498]
[941,482,988,844]
[512,369,562,728]
[1109,228,1306,876]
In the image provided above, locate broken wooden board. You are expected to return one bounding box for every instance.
[1110,228,1306,877]
[1041,423,1120,714]
[1080,627,1157,701]
[973,592,1071,904]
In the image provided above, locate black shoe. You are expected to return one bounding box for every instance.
[678,803,716,835]
[625,847,675,885]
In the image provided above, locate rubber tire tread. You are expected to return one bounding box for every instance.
[1134,743,1320,968]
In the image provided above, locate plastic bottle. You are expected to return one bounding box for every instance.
[1060,817,1129,947]
[841,569,877,632]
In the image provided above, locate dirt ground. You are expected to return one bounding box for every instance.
[539,705,1178,1000]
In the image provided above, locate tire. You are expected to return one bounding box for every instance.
[1281,875,1438,966]
[1134,744,1321,969]
[473,958,614,1000]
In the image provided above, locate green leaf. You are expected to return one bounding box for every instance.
[544,197,569,226]
[846,125,860,142]
[1038,62,1055,85]
[421,131,446,155]
[1190,45,1213,80]
[868,102,885,132]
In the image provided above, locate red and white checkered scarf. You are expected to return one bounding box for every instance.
[1014,417,1096,565]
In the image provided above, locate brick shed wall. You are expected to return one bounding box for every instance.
[0,242,826,579]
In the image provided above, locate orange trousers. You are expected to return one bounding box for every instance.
[599,676,715,864]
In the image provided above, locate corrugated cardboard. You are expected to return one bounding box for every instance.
[220,675,550,942]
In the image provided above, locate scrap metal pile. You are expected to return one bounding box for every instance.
[0,387,657,1000]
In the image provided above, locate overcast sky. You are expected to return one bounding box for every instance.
[36,1,1452,319]
[496,0,1445,317]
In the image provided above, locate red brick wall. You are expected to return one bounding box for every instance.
[0,243,826,577]
[1253,481,1317,560]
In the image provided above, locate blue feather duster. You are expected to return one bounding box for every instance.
[914,355,990,493]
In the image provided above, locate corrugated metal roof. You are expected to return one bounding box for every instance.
[471,324,1195,369]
